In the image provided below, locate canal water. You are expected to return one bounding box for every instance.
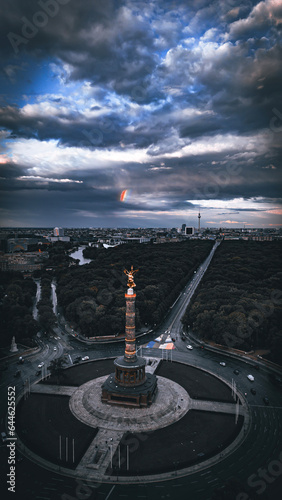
[32,279,41,320]
[51,279,57,315]
[69,246,92,265]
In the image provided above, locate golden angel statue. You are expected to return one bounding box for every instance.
[124,265,138,288]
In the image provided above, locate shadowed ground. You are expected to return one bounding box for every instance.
[156,360,235,403]
[109,411,243,475]
[16,394,98,468]
[17,359,244,475]
[40,358,115,386]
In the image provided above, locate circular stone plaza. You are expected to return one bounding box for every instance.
[15,268,250,488]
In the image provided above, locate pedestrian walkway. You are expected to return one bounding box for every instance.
[77,429,124,475]
[16,354,251,485]
[31,384,76,396]
[190,399,245,416]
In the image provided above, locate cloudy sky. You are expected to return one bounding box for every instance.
[0,0,281,228]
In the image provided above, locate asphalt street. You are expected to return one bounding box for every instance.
[1,240,282,499]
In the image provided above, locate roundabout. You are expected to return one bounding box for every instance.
[16,356,250,484]
[69,374,190,432]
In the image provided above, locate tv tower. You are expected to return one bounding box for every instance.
[198,211,201,232]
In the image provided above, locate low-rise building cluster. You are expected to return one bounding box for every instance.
[0,225,281,272]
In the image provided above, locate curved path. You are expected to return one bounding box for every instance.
[2,346,282,499]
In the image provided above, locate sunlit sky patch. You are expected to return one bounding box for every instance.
[0,0,281,228]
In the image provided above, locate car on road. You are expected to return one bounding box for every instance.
[269,375,282,386]
[82,356,89,361]
[16,453,23,463]
[219,362,226,366]
[1,432,7,443]
[233,369,239,375]
[263,397,270,405]
[181,336,186,341]
[186,345,193,350]
[251,388,256,395]
[53,347,57,351]
[247,374,254,382]
[38,362,44,368]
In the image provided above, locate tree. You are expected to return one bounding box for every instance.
[56,240,214,336]
[48,356,68,384]
[38,306,56,332]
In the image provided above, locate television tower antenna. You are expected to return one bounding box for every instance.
[198,211,201,232]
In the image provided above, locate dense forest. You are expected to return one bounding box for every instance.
[56,240,214,337]
[36,276,56,333]
[0,271,39,348]
[182,241,282,362]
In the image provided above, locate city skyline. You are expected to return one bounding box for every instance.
[0,0,282,228]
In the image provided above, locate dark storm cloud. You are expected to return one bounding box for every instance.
[0,0,157,99]
[0,104,131,147]
[1,1,281,136]
[0,0,281,226]
[0,161,26,179]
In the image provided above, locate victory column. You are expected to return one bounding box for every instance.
[101,266,158,408]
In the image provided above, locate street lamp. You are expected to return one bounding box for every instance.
[173,461,178,475]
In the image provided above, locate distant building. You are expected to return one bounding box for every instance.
[185,227,195,236]
[54,227,64,237]
[0,251,48,272]
[181,224,186,233]
[0,233,8,252]
[0,253,8,271]
[49,236,70,242]
[7,238,39,253]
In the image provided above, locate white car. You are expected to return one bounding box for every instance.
[186,345,193,350]
[38,362,44,368]
[247,374,254,382]
[53,347,57,351]
[82,356,89,361]
[219,362,226,366]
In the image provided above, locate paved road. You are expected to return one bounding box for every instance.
[1,239,282,499]
[1,345,282,500]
